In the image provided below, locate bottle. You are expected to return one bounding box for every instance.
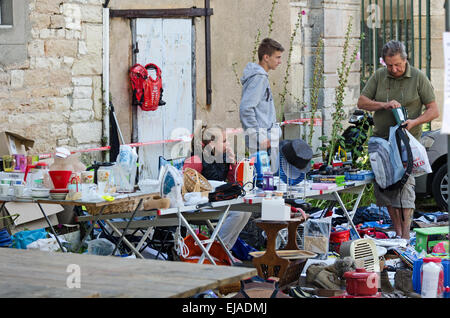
[421,257,444,298]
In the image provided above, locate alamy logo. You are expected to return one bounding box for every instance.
[66,264,81,289]
[367,4,381,29]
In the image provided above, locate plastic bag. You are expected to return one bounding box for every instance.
[114,145,138,192]
[184,192,208,206]
[12,228,48,249]
[27,237,61,252]
[303,217,332,260]
[180,233,232,266]
[160,165,184,208]
[87,238,115,256]
[404,129,432,177]
[231,237,258,261]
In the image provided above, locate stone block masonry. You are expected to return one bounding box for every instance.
[0,0,104,158]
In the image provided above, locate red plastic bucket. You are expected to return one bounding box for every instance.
[330,229,350,253]
[330,229,350,243]
[49,170,72,189]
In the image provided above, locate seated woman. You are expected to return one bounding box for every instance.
[183,124,251,257]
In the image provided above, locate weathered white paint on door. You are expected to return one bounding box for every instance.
[136,18,193,179]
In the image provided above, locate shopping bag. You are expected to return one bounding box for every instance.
[180,233,232,266]
[404,129,432,177]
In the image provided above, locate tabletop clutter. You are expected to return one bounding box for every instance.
[0,134,448,300]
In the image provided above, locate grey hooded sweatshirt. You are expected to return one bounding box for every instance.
[239,63,281,153]
[239,62,277,131]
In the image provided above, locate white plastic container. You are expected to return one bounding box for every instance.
[138,179,160,194]
[261,196,291,221]
[421,257,444,298]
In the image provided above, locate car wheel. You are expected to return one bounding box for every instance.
[431,164,448,211]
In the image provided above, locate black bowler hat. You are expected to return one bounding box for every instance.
[280,139,313,172]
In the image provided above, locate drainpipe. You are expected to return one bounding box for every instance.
[446,0,450,213]
[102,7,110,161]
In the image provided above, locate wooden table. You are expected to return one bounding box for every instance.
[0,248,256,298]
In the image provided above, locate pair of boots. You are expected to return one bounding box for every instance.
[306,257,356,290]
[379,268,421,298]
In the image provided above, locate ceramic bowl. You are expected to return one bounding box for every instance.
[50,193,67,200]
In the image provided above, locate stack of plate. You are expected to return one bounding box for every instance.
[50,188,68,200]
[31,188,51,198]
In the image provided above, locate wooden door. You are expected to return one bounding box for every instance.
[135,18,193,179]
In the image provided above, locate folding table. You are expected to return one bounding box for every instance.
[1,192,158,254]
[78,198,251,264]
[238,179,374,239]
[76,180,372,264]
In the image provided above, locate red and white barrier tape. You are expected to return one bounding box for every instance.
[280,118,322,126]
[37,117,321,159]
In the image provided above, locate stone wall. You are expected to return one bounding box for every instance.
[0,0,104,161]
[284,0,360,154]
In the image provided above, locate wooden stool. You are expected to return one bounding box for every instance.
[251,218,315,290]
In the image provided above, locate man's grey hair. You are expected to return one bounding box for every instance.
[382,40,408,60]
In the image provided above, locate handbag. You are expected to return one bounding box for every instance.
[208,182,245,202]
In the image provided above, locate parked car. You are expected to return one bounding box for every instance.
[416,130,448,211]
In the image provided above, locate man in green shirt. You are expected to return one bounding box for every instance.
[357,40,439,239]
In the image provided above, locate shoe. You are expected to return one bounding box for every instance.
[380,270,394,293]
[394,269,415,294]
[306,263,327,285]
[314,270,341,290]
[289,286,317,298]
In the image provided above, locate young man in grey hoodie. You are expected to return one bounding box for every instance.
[239,38,284,171]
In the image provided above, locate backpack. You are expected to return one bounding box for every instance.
[208,182,245,202]
[129,63,166,111]
[368,124,413,191]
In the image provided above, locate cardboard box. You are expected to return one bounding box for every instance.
[2,202,64,234]
[0,131,35,156]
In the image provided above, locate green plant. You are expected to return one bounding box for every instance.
[278,9,304,122]
[267,0,278,37]
[251,1,278,63]
[320,17,362,165]
[307,184,375,213]
[308,36,324,146]
[347,114,373,170]
[232,62,241,85]
[251,29,262,63]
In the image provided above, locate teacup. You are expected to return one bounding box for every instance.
[14,184,24,197]
[0,184,10,196]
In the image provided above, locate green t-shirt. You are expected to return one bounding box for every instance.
[361,63,435,140]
